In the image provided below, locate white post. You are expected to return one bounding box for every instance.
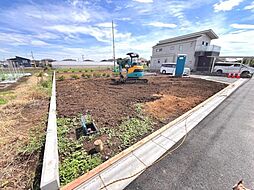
[210,56,216,73]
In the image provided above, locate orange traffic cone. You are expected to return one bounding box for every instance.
[236,73,241,79]
[228,73,232,78]
[232,73,236,78]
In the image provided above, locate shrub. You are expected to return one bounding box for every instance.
[58,75,65,81]
[71,70,75,73]
[106,74,111,77]
[81,73,85,78]
[90,69,94,72]
[86,74,91,78]
[94,73,101,78]
[71,75,79,80]
[85,69,88,72]
[102,73,107,77]
[64,70,68,73]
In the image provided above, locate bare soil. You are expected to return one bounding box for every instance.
[57,76,226,126]
[0,75,49,189]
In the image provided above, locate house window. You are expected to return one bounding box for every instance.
[170,46,175,50]
[179,45,183,52]
[202,41,205,45]
[158,59,160,63]
[206,42,209,46]
[156,48,162,52]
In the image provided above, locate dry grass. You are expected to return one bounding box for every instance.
[0,74,50,189]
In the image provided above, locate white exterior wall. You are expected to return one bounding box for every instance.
[150,39,197,70]
[150,34,216,71]
[196,35,212,47]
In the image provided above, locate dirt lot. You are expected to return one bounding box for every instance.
[57,76,227,127]
[56,76,227,185]
[0,75,50,189]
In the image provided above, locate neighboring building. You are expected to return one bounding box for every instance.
[150,29,221,71]
[31,60,40,67]
[41,59,55,67]
[51,61,114,69]
[7,56,31,67]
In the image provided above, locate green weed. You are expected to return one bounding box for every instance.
[19,125,46,155]
[0,98,8,105]
[71,75,79,80]
[57,117,102,186]
[117,117,153,149]
[59,151,102,185]
[58,75,65,81]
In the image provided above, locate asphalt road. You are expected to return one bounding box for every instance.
[126,78,254,190]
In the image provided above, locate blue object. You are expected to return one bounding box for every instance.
[80,115,98,135]
[175,54,186,77]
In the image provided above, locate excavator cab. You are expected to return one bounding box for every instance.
[125,52,144,79]
[112,52,148,84]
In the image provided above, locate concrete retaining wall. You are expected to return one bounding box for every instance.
[40,71,60,190]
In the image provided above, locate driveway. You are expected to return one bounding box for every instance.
[126,78,254,189]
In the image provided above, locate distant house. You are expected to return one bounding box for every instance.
[41,59,55,67]
[150,29,221,71]
[31,60,40,67]
[7,56,31,67]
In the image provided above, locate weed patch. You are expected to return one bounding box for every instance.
[57,117,102,186]
[0,97,8,105]
[117,117,153,149]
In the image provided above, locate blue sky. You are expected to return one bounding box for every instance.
[0,0,253,61]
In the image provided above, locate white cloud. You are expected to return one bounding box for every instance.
[133,0,153,3]
[96,22,114,28]
[31,40,49,46]
[46,24,131,43]
[213,0,244,12]
[244,1,254,10]
[213,30,254,55]
[230,23,254,29]
[145,22,177,28]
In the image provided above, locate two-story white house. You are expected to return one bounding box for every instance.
[150,29,221,72]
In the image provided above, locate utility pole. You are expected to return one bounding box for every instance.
[31,51,36,68]
[112,20,116,72]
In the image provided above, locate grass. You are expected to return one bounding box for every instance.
[0,91,16,105]
[58,75,65,81]
[57,117,102,186]
[36,72,53,96]
[56,104,153,185]
[55,67,113,74]
[0,97,8,105]
[117,116,153,149]
[19,124,46,155]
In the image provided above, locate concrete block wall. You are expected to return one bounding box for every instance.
[40,71,60,190]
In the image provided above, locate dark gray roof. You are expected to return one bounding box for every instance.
[156,29,219,46]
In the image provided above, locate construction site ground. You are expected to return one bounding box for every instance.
[56,75,227,185]
[0,74,50,189]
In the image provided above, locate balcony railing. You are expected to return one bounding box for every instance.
[195,45,221,52]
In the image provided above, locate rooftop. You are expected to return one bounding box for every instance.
[155,29,219,46]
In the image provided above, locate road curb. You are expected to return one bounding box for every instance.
[61,78,248,190]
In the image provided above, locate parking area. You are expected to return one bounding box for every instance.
[190,75,239,84]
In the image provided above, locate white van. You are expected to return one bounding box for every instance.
[213,63,254,75]
[160,63,190,76]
